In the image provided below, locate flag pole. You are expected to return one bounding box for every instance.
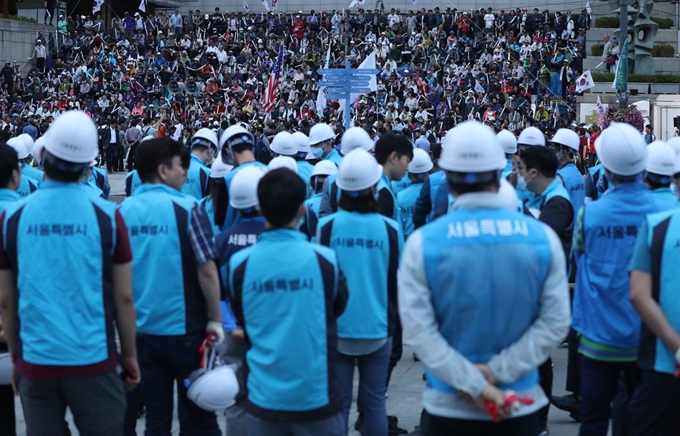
[618,0,628,108]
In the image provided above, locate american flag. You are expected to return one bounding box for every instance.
[263,46,284,113]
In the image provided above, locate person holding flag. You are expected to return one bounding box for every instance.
[263,46,284,114]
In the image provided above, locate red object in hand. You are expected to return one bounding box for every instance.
[485,390,535,420]
[674,362,680,378]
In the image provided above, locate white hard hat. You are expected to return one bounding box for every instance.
[517,126,546,147]
[496,130,517,154]
[439,121,506,173]
[268,156,298,173]
[311,160,338,177]
[674,154,680,175]
[209,159,233,179]
[551,128,580,152]
[666,136,680,156]
[192,128,219,149]
[186,365,239,412]
[498,178,519,211]
[340,127,372,154]
[595,122,647,176]
[408,148,433,174]
[270,132,297,156]
[229,165,267,209]
[336,149,382,192]
[32,136,45,165]
[6,137,29,159]
[18,134,35,156]
[292,131,310,153]
[645,140,675,176]
[308,123,335,145]
[219,125,254,154]
[43,111,98,163]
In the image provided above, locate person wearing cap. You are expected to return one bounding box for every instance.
[628,152,680,435]
[552,128,586,221]
[183,128,215,200]
[571,123,675,436]
[309,123,341,167]
[226,168,348,436]
[399,121,570,434]
[643,141,677,205]
[497,130,518,180]
[6,137,38,198]
[398,148,433,239]
[213,165,266,436]
[0,111,140,434]
[118,137,223,435]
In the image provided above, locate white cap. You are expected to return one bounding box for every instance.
[551,128,580,152]
[518,126,546,147]
[496,130,517,154]
[209,159,233,179]
[408,148,433,174]
[498,178,519,211]
[292,131,310,153]
[645,140,675,177]
[336,149,382,192]
[340,127,372,154]
[666,136,680,156]
[309,123,335,145]
[192,128,219,149]
[595,122,647,176]
[268,156,298,173]
[6,137,29,159]
[229,165,267,209]
[439,121,506,173]
[311,160,338,177]
[43,111,98,163]
[270,132,297,156]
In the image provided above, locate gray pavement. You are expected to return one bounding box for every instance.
[13,346,584,436]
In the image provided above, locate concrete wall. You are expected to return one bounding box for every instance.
[0,19,53,71]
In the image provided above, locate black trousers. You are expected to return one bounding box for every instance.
[126,143,138,172]
[423,410,539,436]
[106,145,119,171]
[0,384,16,436]
[538,357,553,426]
[629,369,680,436]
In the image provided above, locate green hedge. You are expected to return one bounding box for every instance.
[4,15,38,23]
[591,43,675,57]
[592,72,680,83]
[595,16,673,29]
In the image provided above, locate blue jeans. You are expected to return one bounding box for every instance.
[336,338,392,436]
[137,333,220,436]
[578,355,636,436]
[246,412,345,436]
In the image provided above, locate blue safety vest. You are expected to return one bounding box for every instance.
[324,148,342,166]
[222,161,268,230]
[22,165,44,187]
[296,160,314,186]
[392,173,412,194]
[587,164,608,199]
[90,166,110,198]
[637,209,680,374]
[125,170,142,197]
[573,183,672,349]
[228,229,342,415]
[16,175,37,198]
[428,171,448,222]
[200,195,220,236]
[80,180,105,199]
[303,193,323,240]
[398,182,424,238]
[0,189,20,214]
[182,155,211,200]
[557,163,585,219]
[378,173,401,223]
[526,179,573,222]
[651,187,676,206]
[318,210,402,339]
[2,181,119,366]
[420,205,552,395]
[118,184,207,336]
[502,159,514,180]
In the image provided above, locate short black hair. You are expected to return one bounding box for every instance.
[520,146,558,178]
[0,143,19,188]
[374,133,414,165]
[43,152,88,183]
[258,168,306,227]
[136,137,184,183]
[338,190,380,213]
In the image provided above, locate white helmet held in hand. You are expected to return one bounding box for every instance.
[551,128,580,152]
[595,122,647,176]
[517,126,546,147]
[439,121,506,173]
[408,148,433,174]
[270,132,298,156]
[645,140,675,177]
[229,165,267,209]
[311,160,338,177]
[336,149,382,192]
[292,131,311,153]
[43,110,98,163]
[497,130,518,155]
[309,123,335,146]
[186,365,240,412]
[340,127,372,154]
[268,156,298,173]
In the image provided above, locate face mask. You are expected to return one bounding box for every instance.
[517,173,529,192]
[311,146,323,158]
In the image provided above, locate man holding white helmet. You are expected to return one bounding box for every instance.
[218,125,268,230]
[309,123,340,166]
[0,111,140,434]
[551,128,585,219]
[571,123,674,436]
[398,148,433,238]
[118,137,223,435]
[183,128,216,200]
[643,141,677,205]
[214,165,267,436]
[399,121,570,435]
